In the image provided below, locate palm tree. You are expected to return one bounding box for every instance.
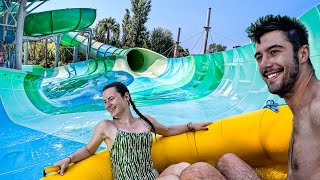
[111,23,120,46]
[104,17,117,45]
[93,17,120,45]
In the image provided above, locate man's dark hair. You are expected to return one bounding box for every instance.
[102,82,156,134]
[246,15,313,67]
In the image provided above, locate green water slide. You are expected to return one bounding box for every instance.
[23,7,166,74]
[24,8,96,36]
[60,32,167,73]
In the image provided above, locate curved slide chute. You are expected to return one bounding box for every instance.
[24,8,96,36]
[60,32,168,75]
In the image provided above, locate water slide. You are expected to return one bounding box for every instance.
[24,8,96,36]
[1,5,320,180]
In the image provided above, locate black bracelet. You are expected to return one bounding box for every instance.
[187,122,195,131]
[66,156,72,164]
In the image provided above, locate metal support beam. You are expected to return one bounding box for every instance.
[0,24,16,28]
[54,34,60,67]
[73,46,79,63]
[7,45,13,68]
[24,32,63,41]
[202,7,211,54]
[27,0,49,14]
[14,0,27,69]
[69,28,93,60]
[23,41,28,65]
[86,28,93,60]
[2,0,18,26]
[2,2,8,41]
[44,38,48,67]
[173,27,181,58]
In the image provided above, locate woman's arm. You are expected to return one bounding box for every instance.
[145,115,211,137]
[54,120,108,175]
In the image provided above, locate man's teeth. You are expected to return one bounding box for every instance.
[268,73,277,79]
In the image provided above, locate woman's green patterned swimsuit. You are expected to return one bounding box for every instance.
[110,123,159,180]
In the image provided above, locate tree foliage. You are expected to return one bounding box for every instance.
[178,46,190,57]
[122,0,152,48]
[58,46,75,66]
[25,41,55,67]
[122,9,132,48]
[149,27,174,57]
[207,43,227,53]
[93,17,121,46]
[24,40,76,68]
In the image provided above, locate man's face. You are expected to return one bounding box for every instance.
[254,30,299,97]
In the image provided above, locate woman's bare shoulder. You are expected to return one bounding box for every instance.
[143,114,155,121]
[94,119,117,140]
[95,119,115,130]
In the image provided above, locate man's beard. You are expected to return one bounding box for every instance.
[268,56,299,98]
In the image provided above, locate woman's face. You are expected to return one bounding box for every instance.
[102,87,129,117]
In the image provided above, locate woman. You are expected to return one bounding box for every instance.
[55,82,211,180]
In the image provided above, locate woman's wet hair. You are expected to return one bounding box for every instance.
[102,82,156,134]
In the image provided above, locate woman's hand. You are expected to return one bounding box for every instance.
[188,122,212,131]
[54,157,71,175]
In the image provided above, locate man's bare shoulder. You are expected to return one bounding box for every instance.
[309,93,320,123]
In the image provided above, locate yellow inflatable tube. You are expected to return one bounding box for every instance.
[41,105,292,180]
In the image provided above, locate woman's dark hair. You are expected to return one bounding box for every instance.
[102,82,156,134]
[246,15,313,68]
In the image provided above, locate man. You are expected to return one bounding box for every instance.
[247,14,320,180]
[181,15,320,180]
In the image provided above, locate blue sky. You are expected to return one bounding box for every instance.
[33,0,319,54]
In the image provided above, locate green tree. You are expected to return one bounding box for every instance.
[207,43,227,53]
[58,46,74,66]
[178,46,189,57]
[110,23,121,46]
[26,40,55,67]
[122,0,152,48]
[93,17,120,45]
[93,24,104,43]
[24,38,87,68]
[122,9,132,48]
[26,40,78,67]
[149,27,174,57]
[28,41,38,64]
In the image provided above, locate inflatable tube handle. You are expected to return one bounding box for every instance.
[43,165,60,177]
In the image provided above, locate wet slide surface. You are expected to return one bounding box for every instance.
[1,5,320,180]
[24,8,96,36]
